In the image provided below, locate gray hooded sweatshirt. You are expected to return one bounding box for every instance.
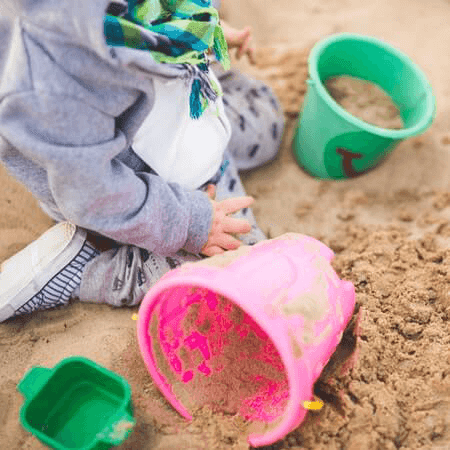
[0,0,224,256]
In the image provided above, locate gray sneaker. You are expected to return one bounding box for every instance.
[0,222,99,322]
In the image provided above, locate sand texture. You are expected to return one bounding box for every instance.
[1,0,450,449]
[326,76,404,129]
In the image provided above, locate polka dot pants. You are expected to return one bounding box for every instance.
[218,68,285,172]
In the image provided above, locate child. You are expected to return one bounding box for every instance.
[0,0,284,321]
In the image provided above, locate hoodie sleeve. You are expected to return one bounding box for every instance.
[0,91,213,256]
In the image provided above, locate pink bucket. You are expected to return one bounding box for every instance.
[137,233,355,447]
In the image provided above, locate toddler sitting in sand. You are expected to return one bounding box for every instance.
[0,0,284,321]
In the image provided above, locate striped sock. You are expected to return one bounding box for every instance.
[12,241,99,317]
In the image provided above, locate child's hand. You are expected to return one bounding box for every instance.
[221,20,256,64]
[201,185,254,257]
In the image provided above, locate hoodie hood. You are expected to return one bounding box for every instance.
[0,0,228,125]
[5,0,113,62]
[2,0,223,66]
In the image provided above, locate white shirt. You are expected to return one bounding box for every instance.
[132,70,231,190]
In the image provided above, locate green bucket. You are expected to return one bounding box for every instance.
[293,33,436,179]
[18,357,135,449]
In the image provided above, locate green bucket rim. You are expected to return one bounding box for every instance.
[18,356,134,449]
[308,33,436,140]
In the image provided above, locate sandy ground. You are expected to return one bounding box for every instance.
[1,0,450,449]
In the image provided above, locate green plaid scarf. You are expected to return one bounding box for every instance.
[104,0,230,118]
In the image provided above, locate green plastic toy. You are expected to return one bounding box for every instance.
[17,356,135,450]
[293,33,436,179]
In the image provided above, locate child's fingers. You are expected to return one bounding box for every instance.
[220,196,254,215]
[201,245,224,257]
[237,32,252,59]
[222,216,252,234]
[226,26,251,49]
[206,184,216,199]
[215,233,242,251]
[242,26,252,38]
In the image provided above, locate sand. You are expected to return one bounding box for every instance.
[325,76,404,130]
[1,0,450,449]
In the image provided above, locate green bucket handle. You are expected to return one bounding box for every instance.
[17,366,52,399]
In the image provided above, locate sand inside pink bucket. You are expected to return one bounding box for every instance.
[148,287,289,435]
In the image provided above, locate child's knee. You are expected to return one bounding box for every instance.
[219,70,285,169]
[252,83,285,164]
[261,83,285,130]
[264,88,285,159]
